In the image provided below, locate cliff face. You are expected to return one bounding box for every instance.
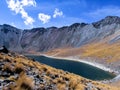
[0,24,22,51]
[1,16,120,53]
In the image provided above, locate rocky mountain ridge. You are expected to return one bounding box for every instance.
[1,16,120,53]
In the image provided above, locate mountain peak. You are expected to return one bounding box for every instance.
[2,24,17,29]
[70,23,88,28]
[0,24,20,34]
[93,16,120,28]
[105,16,120,19]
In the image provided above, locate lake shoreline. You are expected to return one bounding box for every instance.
[39,54,119,76]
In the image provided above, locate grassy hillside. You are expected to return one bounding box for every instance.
[0,52,119,90]
[45,42,120,63]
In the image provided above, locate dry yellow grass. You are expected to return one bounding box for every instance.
[44,47,84,57]
[45,42,120,63]
[9,72,34,90]
[0,53,119,90]
[80,42,120,63]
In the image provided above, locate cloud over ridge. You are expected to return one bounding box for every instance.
[38,13,51,24]
[6,0,36,25]
[53,8,63,18]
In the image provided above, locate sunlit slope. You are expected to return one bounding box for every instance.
[0,52,119,90]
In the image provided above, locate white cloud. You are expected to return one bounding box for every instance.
[38,8,63,24]
[88,6,120,19]
[6,0,36,25]
[38,13,51,24]
[53,8,63,18]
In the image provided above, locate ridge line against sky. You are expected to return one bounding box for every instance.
[1,0,120,29]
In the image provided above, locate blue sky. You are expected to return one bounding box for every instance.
[1,0,120,29]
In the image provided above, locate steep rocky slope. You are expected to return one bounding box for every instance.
[1,16,120,53]
[0,52,119,90]
[0,24,22,52]
[19,16,120,52]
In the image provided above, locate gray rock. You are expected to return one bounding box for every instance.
[1,16,120,53]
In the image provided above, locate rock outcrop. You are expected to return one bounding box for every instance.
[0,46,9,54]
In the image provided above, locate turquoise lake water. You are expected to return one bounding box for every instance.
[27,55,116,80]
